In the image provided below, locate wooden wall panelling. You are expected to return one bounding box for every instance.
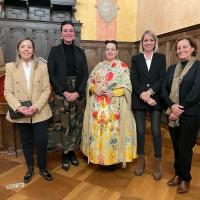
[80,41,137,73]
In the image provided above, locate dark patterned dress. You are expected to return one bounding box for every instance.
[48,76,85,153]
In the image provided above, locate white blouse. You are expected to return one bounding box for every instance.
[22,62,32,91]
[144,53,153,71]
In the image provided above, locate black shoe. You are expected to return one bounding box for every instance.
[24,167,34,184]
[100,165,107,170]
[106,164,117,171]
[62,152,70,171]
[68,151,79,166]
[62,160,70,171]
[39,169,53,181]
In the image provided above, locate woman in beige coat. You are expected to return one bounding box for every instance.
[4,37,53,183]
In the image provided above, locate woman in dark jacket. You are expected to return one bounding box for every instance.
[130,30,166,180]
[162,36,200,194]
[48,21,89,171]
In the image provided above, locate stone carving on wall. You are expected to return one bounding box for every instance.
[96,0,119,23]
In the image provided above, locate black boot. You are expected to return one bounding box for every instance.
[24,166,34,184]
[68,151,79,166]
[62,152,70,171]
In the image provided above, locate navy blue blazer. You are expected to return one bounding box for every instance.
[48,43,89,97]
[161,60,200,117]
[130,52,166,110]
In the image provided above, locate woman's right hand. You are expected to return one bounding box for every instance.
[94,87,103,96]
[171,104,184,116]
[169,112,178,121]
[17,106,33,116]
[140,90,151,102]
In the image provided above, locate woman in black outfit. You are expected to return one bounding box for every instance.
[130,30,166,180]
[48,21,89,171]
[162,36,200,194]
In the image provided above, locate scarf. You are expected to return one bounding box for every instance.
[166,57,196,127]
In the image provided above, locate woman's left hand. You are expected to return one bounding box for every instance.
[102,90,113,98]
[140,90,151,102]
[169,112,178,121]
[67,92,80,102]
[147,98,157,106]
[171,104,184,116]
[25,106,38,116]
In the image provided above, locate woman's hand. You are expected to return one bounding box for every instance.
[94,86,103,96]
[169,112,178,121]
[147,98,157,106]
[140,90,151,102]
[27,106,38,116]
[17,106,37,116]
[102,90,113,98]
[171,104,184,116]
[17,106,28,115]
[68,92,79,102]
[63,91,79,102]
[63,91,71,99]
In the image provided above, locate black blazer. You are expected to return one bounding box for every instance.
[48,43,89,97]
[161,60,200,117]
[130,53,166,110]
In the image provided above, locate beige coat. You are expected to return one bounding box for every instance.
[4,60,52,123]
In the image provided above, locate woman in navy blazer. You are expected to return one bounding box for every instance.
[130,30,166,180]
[162,36,200,194]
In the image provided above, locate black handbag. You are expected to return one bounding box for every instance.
[8,101,32,119]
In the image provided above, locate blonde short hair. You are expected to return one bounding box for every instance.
[139,30,159,53]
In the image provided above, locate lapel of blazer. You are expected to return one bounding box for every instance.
[15,61,30,96]
[58,43,67,75]
[28,60,36,98]
[148,53,157,75]
[139,54,150,79]
[73,45,79,74]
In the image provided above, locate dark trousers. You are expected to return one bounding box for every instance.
[17,120,48,170]
[168,116,200,182]
[134,110,162,157]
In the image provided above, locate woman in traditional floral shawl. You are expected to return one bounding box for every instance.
[81,40,137,170]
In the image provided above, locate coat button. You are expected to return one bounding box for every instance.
[147,84,150,87]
